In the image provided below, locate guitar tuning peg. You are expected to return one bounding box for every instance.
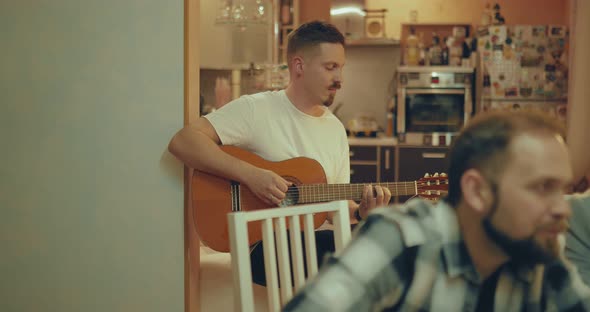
[433,172,439,177]
[424,173,430,178]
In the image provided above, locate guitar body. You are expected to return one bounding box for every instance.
[192,146,329,252]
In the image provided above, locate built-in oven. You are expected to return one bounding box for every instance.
[396,66,474,146]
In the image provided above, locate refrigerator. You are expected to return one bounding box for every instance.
[474,25,569,124]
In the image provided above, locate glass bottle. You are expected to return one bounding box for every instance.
[405,27,419,66]
[429,33,442,65]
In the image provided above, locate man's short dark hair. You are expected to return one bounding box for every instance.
[286,20,345,62]
[446,111,566,206]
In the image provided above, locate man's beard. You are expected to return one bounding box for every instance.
[482,187,560,268]
[323,81,341,107]
[323,93,335,107]
[483,218,557,268]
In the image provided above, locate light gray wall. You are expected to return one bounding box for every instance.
[334,45,401,131]
[0,1,184,312]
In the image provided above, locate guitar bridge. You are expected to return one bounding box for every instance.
[231,182,240,212]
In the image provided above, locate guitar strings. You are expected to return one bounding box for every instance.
[276,181,448,201]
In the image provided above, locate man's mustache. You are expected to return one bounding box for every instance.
[329,82,341,89]
[539,219,570,233]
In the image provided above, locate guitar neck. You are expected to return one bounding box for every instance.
[297,182,418,204]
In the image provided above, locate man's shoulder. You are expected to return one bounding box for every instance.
[568,191,590,212]
[369,199,451,247]
[246,90,284,103]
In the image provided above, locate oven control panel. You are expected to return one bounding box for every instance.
[399,72,472,88]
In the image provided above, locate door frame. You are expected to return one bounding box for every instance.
[184,0,200,312]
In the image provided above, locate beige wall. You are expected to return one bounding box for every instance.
[366,0,567,39]
[567,0,590,182]
[0,1,185,311]
[335,45,401,130]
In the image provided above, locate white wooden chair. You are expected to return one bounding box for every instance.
[227,200,351,312]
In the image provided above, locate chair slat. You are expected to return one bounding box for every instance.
[289,215,305,291]
[275,217,293,304]
[227,213,255,312]
[303,214,318,276]
[331,200,352,252]
[262,218,280,312]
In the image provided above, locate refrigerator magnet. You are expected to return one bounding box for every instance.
[548,26,566,38]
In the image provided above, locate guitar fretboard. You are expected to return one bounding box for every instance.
[296,182,418,204]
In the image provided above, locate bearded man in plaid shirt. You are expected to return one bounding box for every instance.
[284,111,590,312]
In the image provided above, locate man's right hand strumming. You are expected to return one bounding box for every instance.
[243,167,292,206]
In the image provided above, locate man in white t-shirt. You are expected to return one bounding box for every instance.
[168,21,391,285]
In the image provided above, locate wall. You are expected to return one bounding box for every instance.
[335,45,401,130]
[566,0,590,181]
[365,0,568,39]
[0,1,184,312]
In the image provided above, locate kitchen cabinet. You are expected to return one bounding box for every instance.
[299,0,330,23]
[349,145,378,183]
[380,146,395,182]
[349,144,396,183]
[396,145,450,203]
[277,0,299,64]
[276,0,331,63]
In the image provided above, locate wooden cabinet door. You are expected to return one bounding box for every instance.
[397,146,450,203]
[349,145,378,184]
[351,164,378,184]
[379,146,395,182]
[299,0,330,23]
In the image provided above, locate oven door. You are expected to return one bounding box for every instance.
[397,88,468,133]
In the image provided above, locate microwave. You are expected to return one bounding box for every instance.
[396,66,474,145]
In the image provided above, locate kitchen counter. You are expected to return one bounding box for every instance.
[348,136,397,146]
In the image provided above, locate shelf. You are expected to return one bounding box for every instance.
[481,97,568,102]
[397,66,474,73]
[346,37,400,47]
[401,22,471,27]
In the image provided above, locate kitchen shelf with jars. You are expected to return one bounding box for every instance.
[400,23,474,67]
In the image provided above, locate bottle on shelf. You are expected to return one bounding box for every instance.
[441,36,449,65]
[418,32,427,66]
[429,32,443,65]
[404,27,419,66]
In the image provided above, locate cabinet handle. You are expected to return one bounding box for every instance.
[350,169,355,175]
[385,149,390,170]
[422,152,446,159]
[349,150,355,157]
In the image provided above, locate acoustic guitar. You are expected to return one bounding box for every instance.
[192,146,448,252]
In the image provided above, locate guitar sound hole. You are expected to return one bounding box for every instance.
[281,184,300,207]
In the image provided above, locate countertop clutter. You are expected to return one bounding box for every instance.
[348,136,396,146]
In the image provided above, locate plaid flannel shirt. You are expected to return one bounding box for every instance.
[284,198,590,312]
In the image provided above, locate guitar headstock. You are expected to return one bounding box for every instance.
[417,172,449,201]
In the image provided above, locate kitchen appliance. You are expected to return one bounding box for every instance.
[474,25,568,124]
[396,66,474,145]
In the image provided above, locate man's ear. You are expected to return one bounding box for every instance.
[292,56,304,74]
[461,169,493,215]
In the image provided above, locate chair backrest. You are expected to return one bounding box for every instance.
[227,200,351,312]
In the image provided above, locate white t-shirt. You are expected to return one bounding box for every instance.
[205,90,350,184]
